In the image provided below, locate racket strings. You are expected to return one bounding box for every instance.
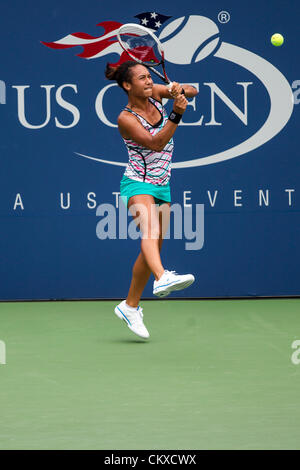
[118,25,162,65]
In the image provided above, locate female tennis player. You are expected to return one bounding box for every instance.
[105,61,198,339]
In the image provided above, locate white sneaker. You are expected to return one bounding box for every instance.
[114,300,150,339]
[153,270,195,298]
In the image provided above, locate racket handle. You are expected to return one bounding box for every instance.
[166,81,173,91]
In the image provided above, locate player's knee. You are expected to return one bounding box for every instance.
[142,221,160,239]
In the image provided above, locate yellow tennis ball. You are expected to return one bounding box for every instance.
[271,33,284,46]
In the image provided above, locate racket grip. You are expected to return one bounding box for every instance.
[166,81,173,91]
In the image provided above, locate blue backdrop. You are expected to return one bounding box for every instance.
[0,0,299,300]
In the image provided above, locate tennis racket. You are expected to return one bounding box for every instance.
[117,23,173,90]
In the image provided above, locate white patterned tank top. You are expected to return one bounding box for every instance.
[122,97,173,186]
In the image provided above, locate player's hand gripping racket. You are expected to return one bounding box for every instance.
[117,23,173,91]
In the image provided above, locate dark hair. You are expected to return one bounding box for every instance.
[105,61,139,93]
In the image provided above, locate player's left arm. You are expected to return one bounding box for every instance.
[152,82,198,101]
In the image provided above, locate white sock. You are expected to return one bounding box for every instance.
[125,302,138,311]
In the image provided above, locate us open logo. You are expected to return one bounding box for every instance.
[40,12,293,168]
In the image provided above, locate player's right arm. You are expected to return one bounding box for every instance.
[118,95,188,152]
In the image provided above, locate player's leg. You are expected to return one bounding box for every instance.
[152,202,195,297]
[126,200,171,307]
[114,197,170,338]
[130,194,165,279]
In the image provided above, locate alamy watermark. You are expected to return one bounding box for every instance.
[292,80,300,105]
[0,340,6,365]
[96,200,205,251]
[0,80,6,104]
[291,340,300,365]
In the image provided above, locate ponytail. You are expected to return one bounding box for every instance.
[105,61,138,93]
[105,63,119,81]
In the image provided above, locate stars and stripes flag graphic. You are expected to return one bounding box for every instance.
[42,12,171,67]
[134,12,171,30]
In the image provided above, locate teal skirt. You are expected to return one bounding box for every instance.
[120,175,171,207]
